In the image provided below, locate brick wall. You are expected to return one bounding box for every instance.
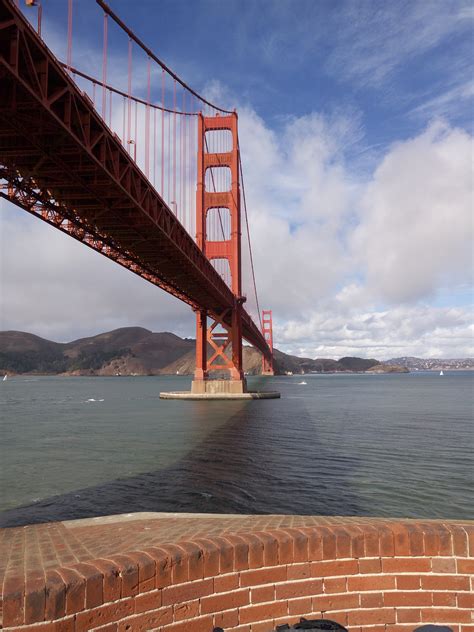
[2,520,473,631]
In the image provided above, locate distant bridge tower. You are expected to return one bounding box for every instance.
[262,310,274,375]
[193,112,246,393]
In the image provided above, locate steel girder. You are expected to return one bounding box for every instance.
[0,0,270,359]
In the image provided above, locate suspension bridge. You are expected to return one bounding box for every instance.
[0,0,276,397]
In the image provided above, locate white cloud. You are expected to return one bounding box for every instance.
[352,120,473,303]
[278,302,473,360]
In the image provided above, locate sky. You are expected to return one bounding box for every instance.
[0,0,473,359]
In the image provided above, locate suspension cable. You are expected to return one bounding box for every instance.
[63,64,197,116]
[96,0,233,115]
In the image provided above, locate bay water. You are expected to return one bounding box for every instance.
[0,372,472,527]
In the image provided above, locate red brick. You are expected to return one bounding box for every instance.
[240,565,287,587]
[349,526,366,559]
[332,527,351,559]
[56,567,85,615]
[378,526,395,557]
[134,589,162,613]
[239,532,265,569]
[190,539,219,579]
[223,534,249,571]
[93,558,122,602]
[313,593,359,612]
[160,544,188,585]
[466,525,474,556]
[240,600,288,624]
[201,587,249,613]
[320,527,337,560]
[359,557,381,574]
[209,536,235,574]
[450,525,469,556]
[391,525,410,556]
[24,569,46,624]
[178,541,204,581]
[110,555,139,598]
[305,528,323,561]
[266,529,294,565]
[90,625,117,632]
[421,523,441,556]
[397,608,422,623]
[382,557,431,573]
[431,557,456,573]
[437,526,453,555]
[348,575,396,591]
[127,551,155,593]
[141,546,172,589]
[214,572,239,593]
[458,593,474,609]
[275,578,323,599]
[117,606,173,631]
[364,525,381,557]
[250,621,276,632]
[311,559,358,577]
[348,607,396,625]
[421,608,471,623]
[251,584,274,603]
[45,570,66,621]
[421,574,470,591]
[173,598,199,621]
[254,531,279,567]
[288,596,312,615]
[285,528,309,562]
[457,558,474,573]
[162,577,213,606]
[407,524,425,556]
[3,574,25,626]
[323,577,346,593]
[387,625,425,632]
[433,591,456,607]
[55,616,75,632]
[213,608,239,629]
[396,575,420,590]
[361,592,383,608]
[75,598,134,632]
[72,562,104,609]
[384,591,432,607]
[287,562,311,580]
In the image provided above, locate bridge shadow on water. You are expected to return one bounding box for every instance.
[0,392,367,528]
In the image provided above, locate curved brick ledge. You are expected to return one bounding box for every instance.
[0,514,473,632]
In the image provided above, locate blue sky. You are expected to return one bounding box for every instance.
[0,0,472,358]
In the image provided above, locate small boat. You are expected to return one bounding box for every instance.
[298,381,307,385]
[439,370,444,376]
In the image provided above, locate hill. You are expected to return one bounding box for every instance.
[0,328,409,376]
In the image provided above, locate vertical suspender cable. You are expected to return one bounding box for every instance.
[173,80,177,213]
[101,13,108,119]
[145,57,151,178]
[122,95,126,144]
[161,69,165,196]
[66,0,73,71]
[127,38,132,154]
[153,107,157,188]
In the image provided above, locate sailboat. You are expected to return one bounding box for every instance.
[3,374,7,381]
[439,370,444,376]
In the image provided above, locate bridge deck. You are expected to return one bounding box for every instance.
[0,0,268,357]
